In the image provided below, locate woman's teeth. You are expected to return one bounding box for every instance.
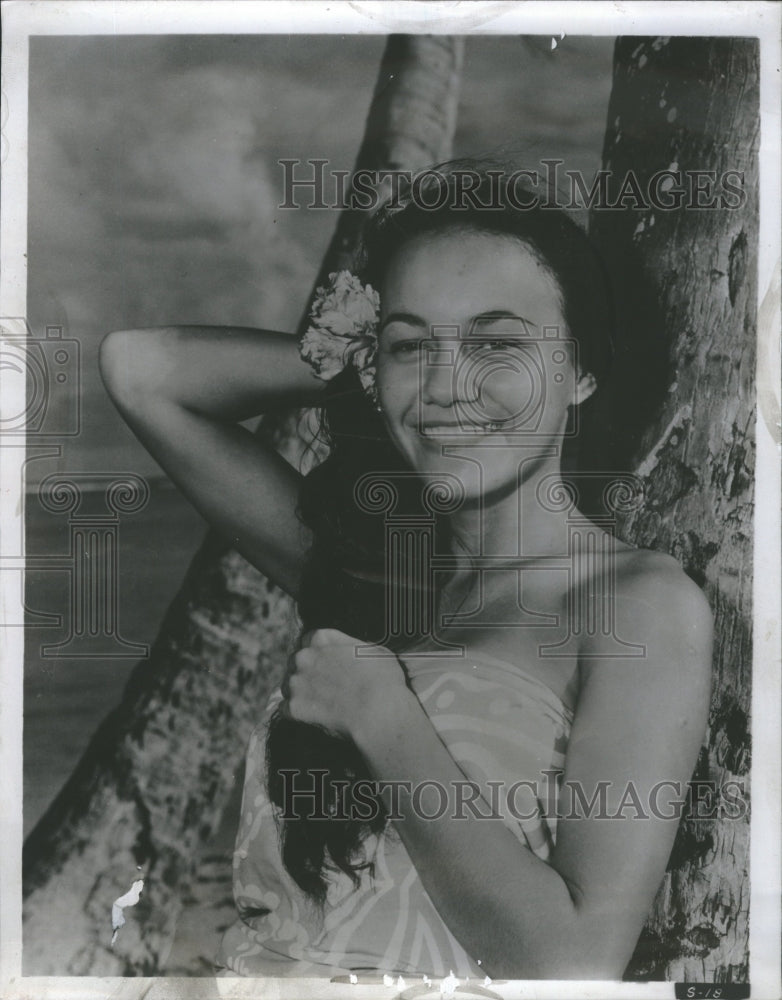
[419,423,499,435]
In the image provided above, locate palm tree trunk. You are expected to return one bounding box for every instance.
[22,34,464,976]
[586,36,758,981]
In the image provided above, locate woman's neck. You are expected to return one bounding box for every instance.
[446,460,575,564]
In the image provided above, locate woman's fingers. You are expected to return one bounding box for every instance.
[300,627,350,648]
[278,672,305,720]
[278,686,317,725]
[280,666,310,718]
[294,646,315,670]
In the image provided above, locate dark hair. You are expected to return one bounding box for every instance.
[265,162,615,904]
[359,162,614,385]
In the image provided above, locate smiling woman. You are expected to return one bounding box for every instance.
[374,231,597,496]
[99,163,713,981]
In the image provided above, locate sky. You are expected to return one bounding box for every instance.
[26,33,614,483]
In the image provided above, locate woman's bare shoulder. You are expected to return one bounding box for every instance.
[614,544,711,614]
[583,540,714,664]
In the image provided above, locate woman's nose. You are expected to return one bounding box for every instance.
[420,345,459,406]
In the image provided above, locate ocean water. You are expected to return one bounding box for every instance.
[23,479,210,834]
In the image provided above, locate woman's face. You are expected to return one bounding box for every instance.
[376,230,592,495]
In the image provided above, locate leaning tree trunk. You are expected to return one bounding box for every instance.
[22,35,464,976]
[586,37,758,981]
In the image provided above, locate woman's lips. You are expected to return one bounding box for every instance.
[417,422,502,437]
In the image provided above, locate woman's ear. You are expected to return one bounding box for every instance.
[574,370,598,406]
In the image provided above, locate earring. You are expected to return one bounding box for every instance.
[575,370,598,405]
[375,403,383,413]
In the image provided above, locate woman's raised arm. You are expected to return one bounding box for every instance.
[99,326,327,598]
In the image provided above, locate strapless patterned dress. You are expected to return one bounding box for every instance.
[216,649,573,978]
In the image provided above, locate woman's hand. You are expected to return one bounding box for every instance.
[279,628,411,741]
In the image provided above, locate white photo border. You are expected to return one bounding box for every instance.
[1,2,779,998]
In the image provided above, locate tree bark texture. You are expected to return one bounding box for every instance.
[585,37,758,982]
[22,35,465,976]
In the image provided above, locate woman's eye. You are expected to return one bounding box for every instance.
[463,338,525,354]
[389,339,422,356]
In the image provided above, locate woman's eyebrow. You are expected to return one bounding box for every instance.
[380,309,538,333]
[380,311,428,331]
[472,309,537,330]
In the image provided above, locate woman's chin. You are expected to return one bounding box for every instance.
[407,455,512,503]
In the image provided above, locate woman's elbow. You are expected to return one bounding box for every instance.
[491,950,626,981]
[534,929,632,981]
[99,328,171,403]
[483,916,631,981]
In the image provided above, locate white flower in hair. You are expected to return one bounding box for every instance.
[299,270,380,400]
